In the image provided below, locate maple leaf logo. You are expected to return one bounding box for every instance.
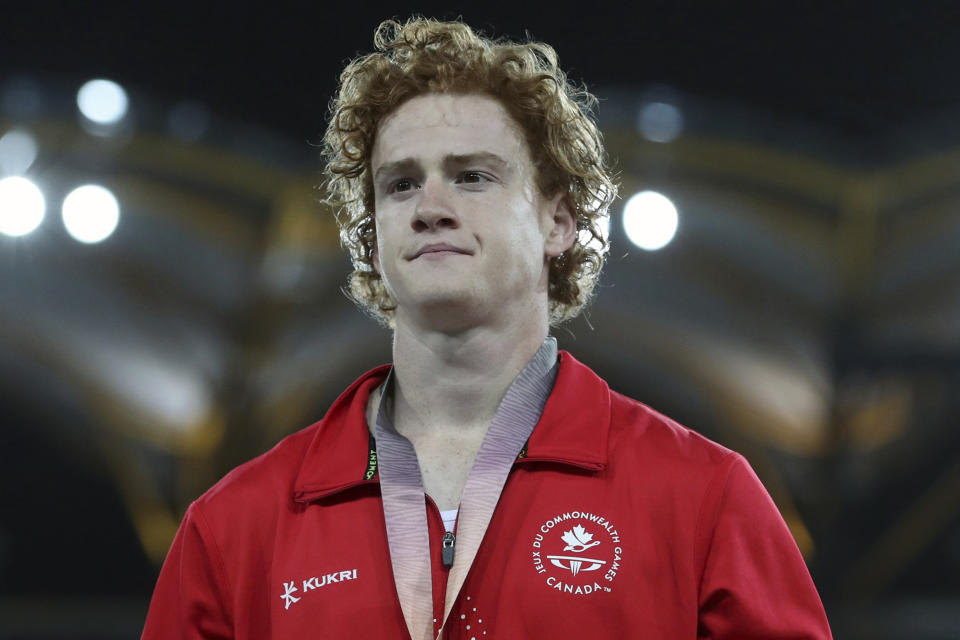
[561,524,602,553]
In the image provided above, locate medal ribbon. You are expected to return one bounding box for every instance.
[376,338,558,640]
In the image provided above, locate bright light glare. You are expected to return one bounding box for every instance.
[0,129,38,175]
[622,190,678,251]
[77,79,129,124]
[637,102,684,143]
[0,176,45,236]
[578,213,610,254]
[576,187,614,254]
[62,184,120,243]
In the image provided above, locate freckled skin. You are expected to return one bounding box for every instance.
[370,93,571,332]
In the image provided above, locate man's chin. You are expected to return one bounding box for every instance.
[397,293,493,331]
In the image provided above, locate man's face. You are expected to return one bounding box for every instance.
[370,93,572,329]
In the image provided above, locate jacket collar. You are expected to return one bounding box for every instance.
[520,350,610,470]
[292,351,610,503]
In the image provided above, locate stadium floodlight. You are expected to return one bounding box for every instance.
[62,184,120,243]
[622,190,679,251]
[77,79,129,125]
[0,176,45,237]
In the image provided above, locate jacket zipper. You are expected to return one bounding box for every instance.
[441,531,456,567]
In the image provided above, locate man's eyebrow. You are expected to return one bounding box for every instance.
[373,158,418,182]
[446,152,509,169]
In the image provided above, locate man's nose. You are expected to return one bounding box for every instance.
[412,178,458,232]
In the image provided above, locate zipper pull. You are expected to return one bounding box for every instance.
[442,531,455,566]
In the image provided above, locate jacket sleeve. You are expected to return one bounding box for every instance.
[141,501,234,639]
[696,454,832,639]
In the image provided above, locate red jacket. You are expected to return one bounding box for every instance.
[142,351,832,638]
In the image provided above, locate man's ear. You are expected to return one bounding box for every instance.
[544,193,577,257]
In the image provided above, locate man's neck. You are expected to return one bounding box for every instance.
[388,309,549,439]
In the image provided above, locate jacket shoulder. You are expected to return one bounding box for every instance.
[607,389,736,471]
[194,422,318,518]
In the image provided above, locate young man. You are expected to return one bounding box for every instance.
[142,18,832,639]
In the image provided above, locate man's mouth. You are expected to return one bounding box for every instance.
[410,243,473,259]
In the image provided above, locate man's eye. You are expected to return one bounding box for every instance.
[391,179,414,193]
[459,171,488,184]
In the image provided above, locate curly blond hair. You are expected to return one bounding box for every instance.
[321,17,617,325]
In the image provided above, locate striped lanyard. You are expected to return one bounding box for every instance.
[375,338,558,640]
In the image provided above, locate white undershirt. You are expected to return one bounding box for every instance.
[439,508,459,533]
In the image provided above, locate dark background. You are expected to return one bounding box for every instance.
[6,2,960,141]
